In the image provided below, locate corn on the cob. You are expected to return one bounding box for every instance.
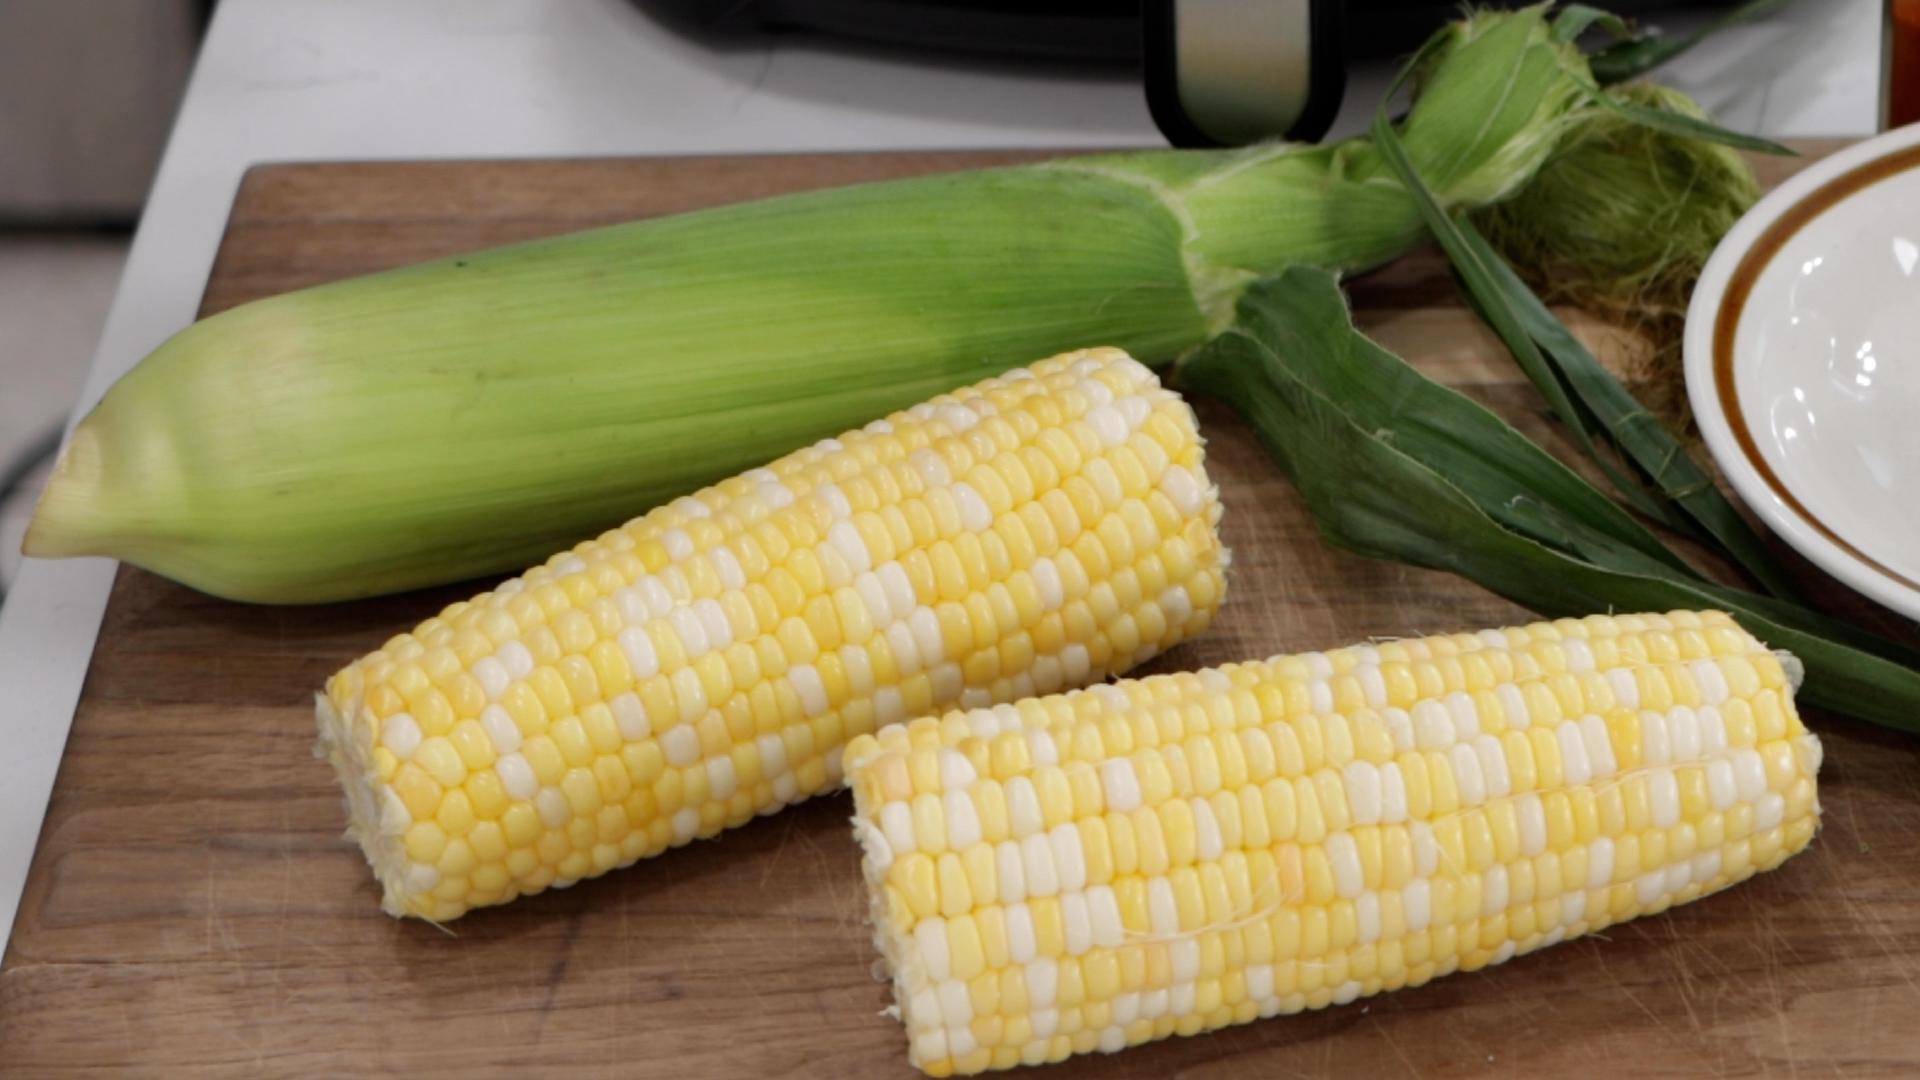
[844,611,1820,1076]
[318,349,1227,920]
[23,9,1745,604]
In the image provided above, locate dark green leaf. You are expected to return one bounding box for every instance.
[1586,88,1797,155]
[1184,273,1920,730]
[1370,96,1804,598]
[1451,219,1806,599]
[1192,270,1694,576]
[1590,0,1796,84]
[1367,106,1688,530]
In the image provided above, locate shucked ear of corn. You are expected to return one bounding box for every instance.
[20,8,1753,604]
[318,350,1227,921]
[844,611,1821,1076]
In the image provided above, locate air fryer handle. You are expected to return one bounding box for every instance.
[1143,0,1346,147]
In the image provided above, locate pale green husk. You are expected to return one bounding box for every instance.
[25,5,1759,603]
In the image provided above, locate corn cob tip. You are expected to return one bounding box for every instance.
[316,691,414,917]
[1777,649,1806,693]
[20,422,105,560]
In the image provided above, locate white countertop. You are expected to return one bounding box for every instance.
[0,0,1886,961]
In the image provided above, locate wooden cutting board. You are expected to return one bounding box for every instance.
[8,144,1920,1077]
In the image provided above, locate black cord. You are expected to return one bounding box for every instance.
[0,425,65,608]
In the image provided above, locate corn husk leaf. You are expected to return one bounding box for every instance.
[1551,5,1634,42]
[1364,96,1686,531]
[1587,0,1797,84]
[1580,88,1795,156]
[1184,269,1920,731]
[1175,277,1690,576]
[1369,102,1804,599]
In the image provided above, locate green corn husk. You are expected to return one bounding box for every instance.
[1182,268,1920,730]
[26,6,1750,603]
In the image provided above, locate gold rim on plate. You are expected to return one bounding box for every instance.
[1711,141,1920,592]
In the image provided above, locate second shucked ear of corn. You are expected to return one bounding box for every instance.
[317,349,1227,920]
[844,611,1821,1076]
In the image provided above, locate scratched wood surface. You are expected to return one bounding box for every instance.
[7,144,1920,1077]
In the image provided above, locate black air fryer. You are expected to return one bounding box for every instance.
[640,1,1733,147]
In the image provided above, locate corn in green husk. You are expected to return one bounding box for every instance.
[25,7,1754,602]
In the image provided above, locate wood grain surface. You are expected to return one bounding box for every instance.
[8,144,1920,1078]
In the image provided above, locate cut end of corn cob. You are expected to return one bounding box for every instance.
[315,348,1227,920]
[844,611,1821,1076]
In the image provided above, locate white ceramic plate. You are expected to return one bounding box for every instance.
[1686,124,1920,620]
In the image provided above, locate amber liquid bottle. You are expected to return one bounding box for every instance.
[1890,0,1920,128]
